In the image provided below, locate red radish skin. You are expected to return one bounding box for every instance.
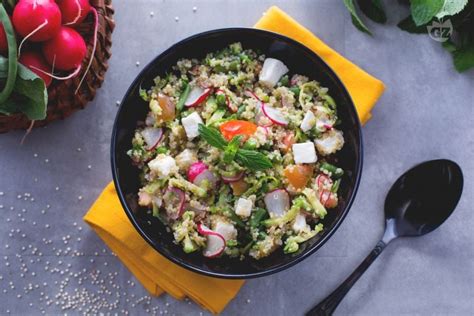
[19,51,53,87]
[42,26,86,71]
[12,0,61,42]
[187,162,208,183]
[185,87,212,107]
[57,0,91,26]
[0,23,7,54]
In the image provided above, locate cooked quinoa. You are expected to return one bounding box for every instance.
[128,42,345,259]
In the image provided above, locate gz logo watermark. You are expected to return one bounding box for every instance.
[427,19,453,42]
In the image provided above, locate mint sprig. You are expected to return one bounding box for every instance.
[198,124,272,171]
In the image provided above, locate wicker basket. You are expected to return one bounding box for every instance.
[0,0,115,133]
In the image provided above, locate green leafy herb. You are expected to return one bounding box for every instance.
[357,0,386,24]
[198,124,227,149]
[234,149,272,171]
[343,0,474,72]
[397,15,428,33]
[343,0,372,35]
[198,124,272,171]
[223,135,242,163]
[411,0,444,26]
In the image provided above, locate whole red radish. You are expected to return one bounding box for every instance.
[57,0,91,26]
[0,23,7,54]
[42,26,86,71]
[12,0,62,42]
[19,51,53,87]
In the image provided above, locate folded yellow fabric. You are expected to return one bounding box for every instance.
[255,6,385,124]
[83,6,385,315]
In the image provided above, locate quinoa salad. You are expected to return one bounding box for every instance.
[128,43,345,259]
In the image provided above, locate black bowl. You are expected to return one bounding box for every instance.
[111,28,363,279]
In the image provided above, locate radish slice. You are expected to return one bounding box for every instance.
[193,169,219,189]
[319,190,331,207]
[141,127,163,151]
[163,187,185,220]
[244,90,262,102]
[185,86,212,107]
[316,174,333,188]
[197,223,226,258]
[262,103,288,126]
[187,162,208,183]
[264,189,290,217]
[221,172,244,183]
[259,58,289,87]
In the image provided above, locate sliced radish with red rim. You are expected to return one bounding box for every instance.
[163,187,185,220]
[316,174,333,188]
[197,223,226,258]
[141,127,163,151]
[262,103,288,126]
[185,86,212,107]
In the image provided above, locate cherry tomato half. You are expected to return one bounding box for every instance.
[219,120,257,141]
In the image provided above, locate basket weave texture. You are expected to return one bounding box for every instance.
[0,0,115,133]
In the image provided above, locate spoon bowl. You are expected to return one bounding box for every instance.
[384,159,463,238]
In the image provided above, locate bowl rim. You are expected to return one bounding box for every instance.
[111,27,364,279]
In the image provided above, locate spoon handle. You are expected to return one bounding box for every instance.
[306,240,386,316]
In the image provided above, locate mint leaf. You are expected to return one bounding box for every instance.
[198,124,227,149]
[343,0,372,35]
[235,149,272,171]
[357,0,387,24]
[436,0,468,19]
[223,135,242,163]
[398,15,428,33]
[411,0,444,26]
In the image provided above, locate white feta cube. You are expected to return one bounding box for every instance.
[314,130,344,156]
[300,111,316,132]
[259,58,289,87]
[148,154,177,178]
[235,198,253,218]
[292,213,309,233]
[292,142,317,164]
[181,112,203,139]
[214,221,237,241]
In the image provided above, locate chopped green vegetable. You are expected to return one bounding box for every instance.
[176,81,191,111]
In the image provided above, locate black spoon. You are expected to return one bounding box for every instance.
[306,159,463,316]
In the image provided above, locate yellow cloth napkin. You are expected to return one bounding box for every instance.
[83,6,385,314]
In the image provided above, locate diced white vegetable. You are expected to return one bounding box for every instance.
[259,58,289,87]
[264,189,290,217]
[300,111,316,132]
[314,130,344,156]
[235,197,253,218]
[175,149,198,170]
[292,213,309,233]
[148,154,177,178]
[214,221,237,241]
[292,142,317,164]
[181,112,203,139]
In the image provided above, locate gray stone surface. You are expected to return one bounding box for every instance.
[0,0,473,315]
